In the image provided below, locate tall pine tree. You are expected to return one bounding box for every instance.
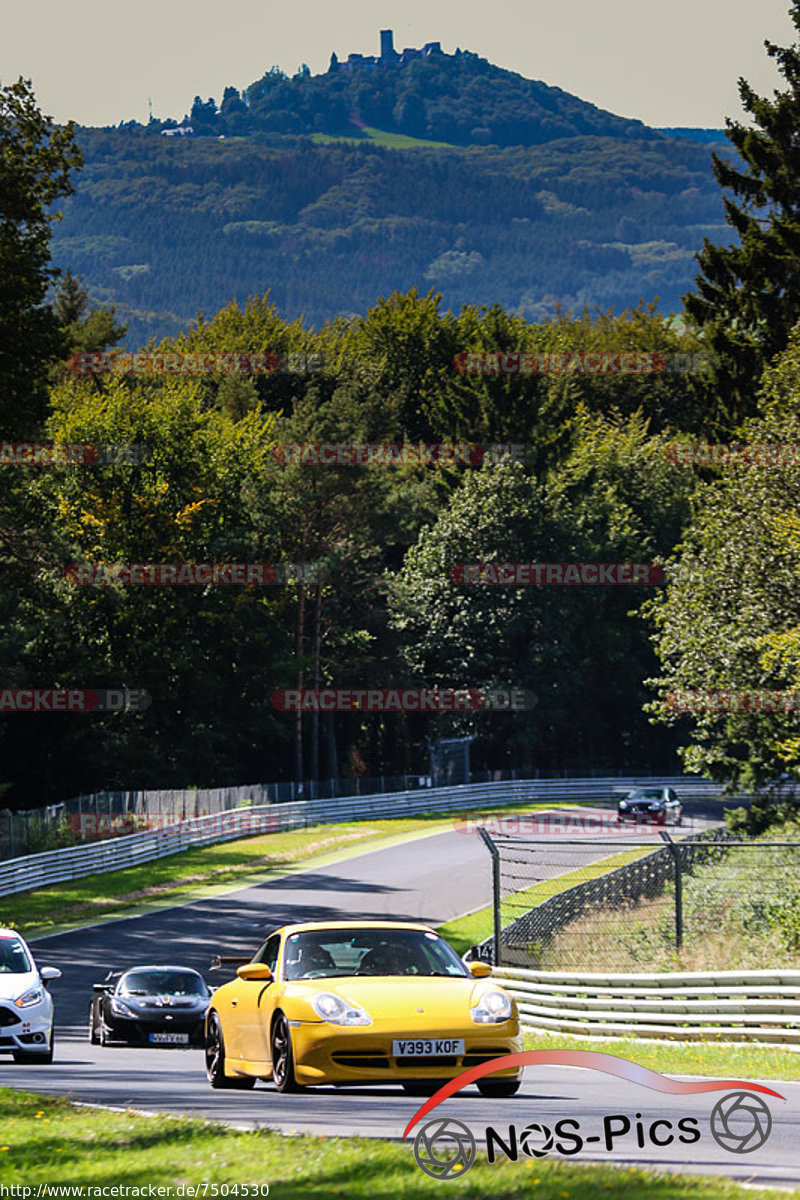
[685,2,800,431]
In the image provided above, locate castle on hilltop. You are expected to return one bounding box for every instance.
[329,29,443,73]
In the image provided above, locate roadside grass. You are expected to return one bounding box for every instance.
[521,1030,800,1081]
[438,845,651,956]
[0,1086,790,1199]
[3,800,570,939]
[536,889,800,972]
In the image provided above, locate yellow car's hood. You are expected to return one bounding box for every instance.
[294,975,495,1019]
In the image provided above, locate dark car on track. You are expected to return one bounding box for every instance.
[617,787,682,826]
[89,965,211,1047]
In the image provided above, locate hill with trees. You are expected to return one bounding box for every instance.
[39,39,736,344]
[184,45,659,146]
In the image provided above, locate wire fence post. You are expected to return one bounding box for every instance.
[477,826,501,966]
[659,830,683,950]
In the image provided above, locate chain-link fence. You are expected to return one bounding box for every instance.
[0,804,69,860]
[0,774,436,858]
[473,822,800,971]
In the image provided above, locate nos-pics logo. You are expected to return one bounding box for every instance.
[404,1051,783,1180]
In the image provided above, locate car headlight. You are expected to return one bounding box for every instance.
[471,989,513,1023]
[619,801,628,809]
[649,803,661,811]
[310,992,372,1026]
[14,987,44,1009]
[110,997,136,1017]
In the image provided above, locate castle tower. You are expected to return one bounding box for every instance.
[380,29,396,60]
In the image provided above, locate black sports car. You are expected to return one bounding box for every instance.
[617,787,683,826]
[89,965,211,1047]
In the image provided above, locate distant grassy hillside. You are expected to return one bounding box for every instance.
[311,125,455,149]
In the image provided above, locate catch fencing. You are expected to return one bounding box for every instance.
[0,776,729,897]
[470,829,800,973]
[492,965,800,1043]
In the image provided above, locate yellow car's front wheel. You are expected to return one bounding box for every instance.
[206,1013,256,1091]
[271,1014,300,1093]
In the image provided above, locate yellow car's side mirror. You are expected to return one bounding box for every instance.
[237,964,273,982]
[468,961,493,978]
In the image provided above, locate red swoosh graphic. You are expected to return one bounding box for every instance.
[402,1050,785,1139]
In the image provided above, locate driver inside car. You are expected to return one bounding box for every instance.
[357,940,422,975]
[291,944,336,978]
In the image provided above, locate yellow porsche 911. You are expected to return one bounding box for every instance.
[205,920,521,1096]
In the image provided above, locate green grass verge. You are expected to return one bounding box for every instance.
[2,817,443,939]
[0,1087,790,1199]
[438,845,651,956]
[5,801,569,939]
[522,1030,800,1081]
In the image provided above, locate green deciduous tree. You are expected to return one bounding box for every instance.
[645,327,800,788]
[1,375,284,803]
[390,412,693,773]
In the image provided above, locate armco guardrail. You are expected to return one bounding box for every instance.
[2,776,729,899]
[493,966,800,1043]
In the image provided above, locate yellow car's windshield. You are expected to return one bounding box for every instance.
[283,929,469,981]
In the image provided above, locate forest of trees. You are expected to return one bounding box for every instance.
[50,127,730,348]
[4,3,800,811]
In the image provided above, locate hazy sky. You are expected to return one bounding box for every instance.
[3,0,796,129]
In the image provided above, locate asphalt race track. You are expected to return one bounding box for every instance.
[6,803,797,1187]
[8,1046,798,1187]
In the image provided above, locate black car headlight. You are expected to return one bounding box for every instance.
[109,997,137,1017]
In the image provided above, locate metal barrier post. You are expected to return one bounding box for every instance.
[477,827,501,966]
[659,830,683,950]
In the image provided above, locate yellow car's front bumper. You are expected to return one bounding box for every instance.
[290,1018,522,1086]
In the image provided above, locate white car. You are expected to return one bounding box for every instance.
[0,929,61,1063]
